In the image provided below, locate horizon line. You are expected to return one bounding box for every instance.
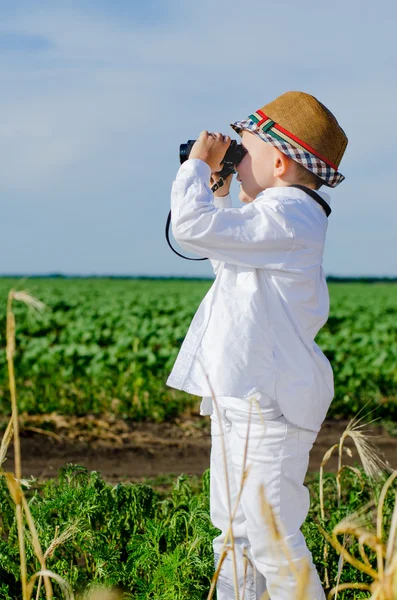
[0,273,396,281]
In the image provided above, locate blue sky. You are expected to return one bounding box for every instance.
[0,0,395,277]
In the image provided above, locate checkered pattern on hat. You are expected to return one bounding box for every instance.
[230,110,345,188]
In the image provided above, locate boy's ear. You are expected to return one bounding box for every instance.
[274,147,289,163]
[273,148,291,174]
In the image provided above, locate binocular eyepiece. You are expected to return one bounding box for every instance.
[179,139,248,180]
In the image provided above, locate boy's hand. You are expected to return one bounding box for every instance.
[189,131,231,172]
[210,172,233,197]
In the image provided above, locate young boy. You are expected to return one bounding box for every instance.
[166,90,348,599]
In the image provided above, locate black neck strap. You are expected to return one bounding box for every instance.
[165,184,331,261]
[289,184,331,217]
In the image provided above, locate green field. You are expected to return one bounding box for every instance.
[1,277,396,599]
[0,465,393,599]
[0,278,396,422]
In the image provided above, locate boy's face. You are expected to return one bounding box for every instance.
[235,130,294,202]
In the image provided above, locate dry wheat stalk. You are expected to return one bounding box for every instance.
[318,468,397,599]
[319,399,394,595]
[1,288,74,600]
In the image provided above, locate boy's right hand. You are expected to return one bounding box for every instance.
[210,172,234,197]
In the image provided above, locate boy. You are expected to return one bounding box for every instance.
[166,91,348,599]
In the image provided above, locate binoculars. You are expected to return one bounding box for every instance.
[179,139,248,180]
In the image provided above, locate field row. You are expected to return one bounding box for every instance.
[0,278,396,421]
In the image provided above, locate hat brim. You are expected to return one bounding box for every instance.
[230,118,345,188]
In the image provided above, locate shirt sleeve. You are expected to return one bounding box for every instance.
[171,158,295,269]
[210,192,232,276]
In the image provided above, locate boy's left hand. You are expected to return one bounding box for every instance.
[189,131,231,173]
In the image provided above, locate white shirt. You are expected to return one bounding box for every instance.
[166,158,334,433]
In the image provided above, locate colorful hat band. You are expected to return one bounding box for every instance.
[231,109,345,188]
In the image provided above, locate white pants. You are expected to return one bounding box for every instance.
[202,394,326,600]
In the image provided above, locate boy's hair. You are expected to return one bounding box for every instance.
[293,160,324,190]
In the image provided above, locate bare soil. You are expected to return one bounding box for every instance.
[3,414,397,485]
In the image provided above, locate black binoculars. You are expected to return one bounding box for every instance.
[179,139,248,180]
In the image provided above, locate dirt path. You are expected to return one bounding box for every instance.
[3,415,396,485]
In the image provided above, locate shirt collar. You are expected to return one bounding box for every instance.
[255,186,331,207]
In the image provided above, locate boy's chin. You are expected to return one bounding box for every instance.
[238,184,254,204]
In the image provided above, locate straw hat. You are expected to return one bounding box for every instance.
[230,91,348,187]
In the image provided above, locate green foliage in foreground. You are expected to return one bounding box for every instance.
[0,278,396,421]
[0,465,394,599]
